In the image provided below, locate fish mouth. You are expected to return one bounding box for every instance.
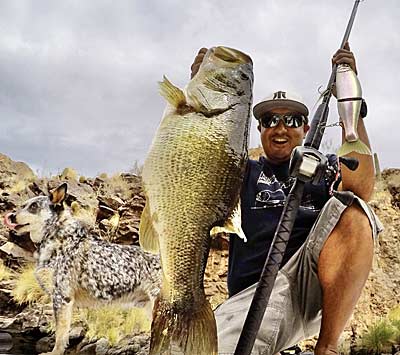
[3,213,29,231]
[213,46,253,65]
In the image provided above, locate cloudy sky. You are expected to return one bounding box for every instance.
[0,0,398,177]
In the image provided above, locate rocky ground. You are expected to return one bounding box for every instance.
[0,152,399,354]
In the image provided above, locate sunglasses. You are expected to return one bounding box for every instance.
[259,113,307,128]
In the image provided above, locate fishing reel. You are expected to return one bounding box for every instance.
[289,146,359,185]
[289,146,328,185]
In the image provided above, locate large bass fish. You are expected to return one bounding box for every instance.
[140,46,253,355]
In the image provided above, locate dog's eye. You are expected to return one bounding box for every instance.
[28,202,39,214]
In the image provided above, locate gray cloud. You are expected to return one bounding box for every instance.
[0,0,398,177]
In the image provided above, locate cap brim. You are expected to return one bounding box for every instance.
[253,99,309,120]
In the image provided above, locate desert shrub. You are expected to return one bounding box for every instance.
[389,307,400,343]
[10,263,151,346]
[359,319,396,354]
[80,306,150,346]
[391,319,400,343]
[389,307,400,323]
[11,263,49,304]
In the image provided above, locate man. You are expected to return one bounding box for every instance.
[191,43,382,355]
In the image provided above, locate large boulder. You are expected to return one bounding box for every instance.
[0,153,36,194]
[347,171,400,343]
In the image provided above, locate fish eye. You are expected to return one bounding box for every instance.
[28,202,39,214]
[240,72,249,80]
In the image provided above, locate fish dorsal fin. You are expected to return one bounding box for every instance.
[139,203,160,253]
[210,200,247,242]
[159,76,187,108]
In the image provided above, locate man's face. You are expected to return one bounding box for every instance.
[258,108,310,164]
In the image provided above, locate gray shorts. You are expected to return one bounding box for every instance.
[215,194,383,355]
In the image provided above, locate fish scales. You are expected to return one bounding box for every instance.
[140,46,253,355]
[146,114,244,296]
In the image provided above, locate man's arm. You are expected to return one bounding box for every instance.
[332,43,375,201]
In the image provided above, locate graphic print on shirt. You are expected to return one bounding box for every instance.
[254,171,286,208]
[254,170,322,212]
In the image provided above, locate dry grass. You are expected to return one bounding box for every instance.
[9,263,151,346]
[389,307,400,343]
[80,306,150,345]
[8,180,33,194]
[389,307,400,322]
[108,173,134,199]
[359,319,396,354]
[11,263,49,304]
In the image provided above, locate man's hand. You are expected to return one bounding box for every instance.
[190,48,208,79]
[332,41,358,75]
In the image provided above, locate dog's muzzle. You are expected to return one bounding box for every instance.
[3,212,29,231]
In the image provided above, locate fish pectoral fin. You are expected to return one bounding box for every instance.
[159,76,187,108]
[210,201,247,242]
[139,203,160,253]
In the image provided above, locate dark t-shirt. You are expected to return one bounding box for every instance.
[227,155,338,297]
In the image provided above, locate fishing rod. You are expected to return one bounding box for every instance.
[233,1,363,354]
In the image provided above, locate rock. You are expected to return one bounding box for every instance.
[0,332,13,352]
[0,242,35,261]
[60,167,79,181]
[106,333,150,355]
[5,231,36,254]
[341,172,400,352]
[0,155,38,246]
[17,304,53,330]
[0,316,17,330]
[79,341,97,354]
[69,326,85,343]
[382,168,400,208]
[98,196,125,211]
[95,338,109,355]
[97,204,117,220]
[36,335,54,353]
[0,153,36,194]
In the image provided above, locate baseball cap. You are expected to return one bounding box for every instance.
[253,90,309,121]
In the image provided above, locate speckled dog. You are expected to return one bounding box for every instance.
[4,183,161,355]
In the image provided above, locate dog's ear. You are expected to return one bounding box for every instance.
[50,183,68,205]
